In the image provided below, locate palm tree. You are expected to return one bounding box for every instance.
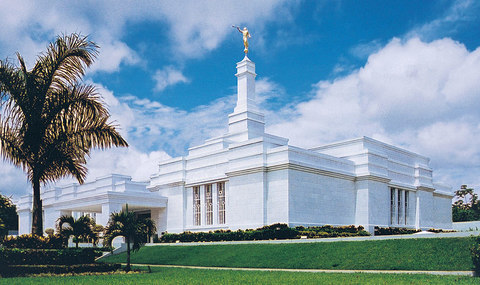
[104,206,156,271]
[57,215,96,248]
[0,33,128,235]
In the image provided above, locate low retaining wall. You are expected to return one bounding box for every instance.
[453,221,480,232]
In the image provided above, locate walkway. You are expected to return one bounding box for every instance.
[128,264,474,276]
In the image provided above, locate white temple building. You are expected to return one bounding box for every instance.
[17,55,454,236]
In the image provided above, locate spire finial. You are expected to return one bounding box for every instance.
[233,25,251,54]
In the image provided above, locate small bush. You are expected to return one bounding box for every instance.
[0,248,102,265]
[427,228,456,233]
[374,226,420,236]
[471,235,480,276]
[1,233,65,249]
[0,263,121,277]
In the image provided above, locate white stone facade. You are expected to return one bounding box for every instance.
[17,56,453,235]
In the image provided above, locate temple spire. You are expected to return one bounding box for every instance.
[227,56,265,142]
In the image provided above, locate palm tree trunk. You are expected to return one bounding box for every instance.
[126,237,131,272]
[31,177,43,236]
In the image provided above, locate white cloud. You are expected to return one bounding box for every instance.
[157,0,293,58]
[84,147,171,182]
[406,0,479,40]
[153,66,190,92]
[268,37,480,188]
[0,0,294,71]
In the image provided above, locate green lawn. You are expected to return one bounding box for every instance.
[102,237,474,271]
[0,266,477,285]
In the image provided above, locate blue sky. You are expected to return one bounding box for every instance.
[1,0,480,198]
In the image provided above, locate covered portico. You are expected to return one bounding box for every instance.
[17,174,168,236]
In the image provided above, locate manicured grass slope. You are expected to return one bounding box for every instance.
[1,267,478,285]
[102,237,473,271]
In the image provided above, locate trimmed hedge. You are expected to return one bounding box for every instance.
[1,234,65,249]
[0,248,102,265]
[296,225,370,238]
[471,235,480,276]
[374,226,420,236]
[0,263,121,277]
[159,223,370,243]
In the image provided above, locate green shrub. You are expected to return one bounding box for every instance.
[0,263,121,277]
[0,248,102,265]
[1,233,65,249]
[374,226,420,236]
[159,224,369,243]
[427,228,456,233]
[471,235,480,276]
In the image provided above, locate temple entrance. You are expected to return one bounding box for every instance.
[134,210,153,243]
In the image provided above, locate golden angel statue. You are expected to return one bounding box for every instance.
[233,26,251,54]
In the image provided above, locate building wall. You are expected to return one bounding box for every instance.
[227,172,266,230]
[355,179,391,232]
[432,194,453,229]
[415,189,435,229]
[266,169,289,225]
[156,185,185,233]
[288,170,356,227]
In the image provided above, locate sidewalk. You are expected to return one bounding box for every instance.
[128,263,474,276]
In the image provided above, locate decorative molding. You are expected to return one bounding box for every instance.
[416,186,435,192]
[433,191,454,198]
[226,166,266,177]
[148,181,185,192]
[185,177,229,188]
[355,175,391,183]
[226,163,356,181]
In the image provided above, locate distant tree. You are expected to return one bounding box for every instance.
[57,215,96,248]
[104,206,156,271]
[0,194,18,232]
[0,217,6,239]
[0,33,128,235]
[452,185,480,222]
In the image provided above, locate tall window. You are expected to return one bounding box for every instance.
[193,186,201,226]
[390,188,395,224]
[397,189,403,224]
[405,191,409,225]
[205,184,213,225]
[390,187,410,226]
[217,182,226,224]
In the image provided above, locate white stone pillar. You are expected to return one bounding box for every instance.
[18,210,32,235]
[97,203,123,226]
[43,208,62,232]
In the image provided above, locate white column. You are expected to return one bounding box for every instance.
[18,210,32,235]
[97,203,123,226]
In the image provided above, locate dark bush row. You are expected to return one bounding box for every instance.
[0,263,121,278]
[427,228,456,233]
[2,234,65,249]
[0,248,102,265]
[374,226,420,236]
[296,225,370,238]
[158,223,370,243]
[159,223,298,243]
